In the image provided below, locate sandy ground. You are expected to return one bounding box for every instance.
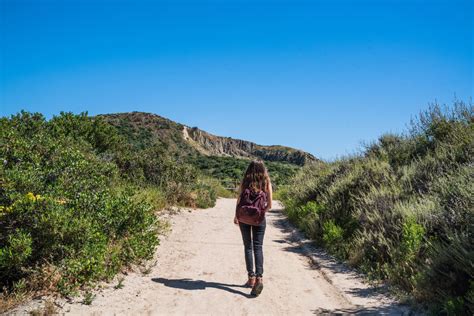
[11,199,410,315]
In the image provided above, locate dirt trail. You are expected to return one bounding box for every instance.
[14,199,409,315]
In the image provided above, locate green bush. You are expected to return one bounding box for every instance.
[0,111,220,309]
[0,229,32,273]
[401,217,425,256]
[133,187,167,212]
[322,220,344,254]
[280,101,474,314]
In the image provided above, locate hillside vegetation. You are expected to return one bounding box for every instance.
[100,112,317,167]
[187,155,299,190]
[101,111,310,189]
[0,112,227,310]
[279,101,473,314]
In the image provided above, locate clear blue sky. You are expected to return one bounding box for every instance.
[1,0,472,160]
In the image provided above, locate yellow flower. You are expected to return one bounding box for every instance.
[25,192,44,202]
[26,192,36,201]
[0,205,13,215]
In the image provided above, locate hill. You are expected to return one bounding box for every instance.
[99,112,318,166]
[99,111,319,187]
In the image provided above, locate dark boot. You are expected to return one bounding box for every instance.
[245,276,256,288]
[250,277,263,296]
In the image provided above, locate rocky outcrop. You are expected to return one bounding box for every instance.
[184,127,255,157]
[100,112,319,166]
[184,126,318,166]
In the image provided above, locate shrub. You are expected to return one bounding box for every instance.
[322,220,344,254]
[132,187,167,212]
[0,111,213,310]
[0,229,33,276]
[280,101,473,313]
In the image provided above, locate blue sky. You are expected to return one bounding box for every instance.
[1,0,472,160]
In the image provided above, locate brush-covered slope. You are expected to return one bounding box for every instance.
[100,112,319,166]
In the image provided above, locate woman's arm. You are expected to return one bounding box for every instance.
[235,182,242,211]
[266,179,273,211]
[234,182,242,224]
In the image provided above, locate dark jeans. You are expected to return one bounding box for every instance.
[239,217,266,277]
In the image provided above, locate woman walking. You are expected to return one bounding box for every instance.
[234,160,272,297]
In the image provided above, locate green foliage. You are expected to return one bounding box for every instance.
[82,292,95,305]
[0,111,222,309]
[283,200,325,239]
[0,229,32,272]
[322,220,344,253]
[401,218,425,256]
[190,177,218,209]
[443,296,465,316]
[280,101,474,314]
[187,155,299,190]
[133,187,167,212]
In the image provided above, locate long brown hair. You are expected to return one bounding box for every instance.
[240,160,270,193]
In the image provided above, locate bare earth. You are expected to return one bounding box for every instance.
[13,198,410,315]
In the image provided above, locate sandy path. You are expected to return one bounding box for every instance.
[13,198,409,315]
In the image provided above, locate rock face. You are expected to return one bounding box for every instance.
[184,126,318,166]
[184,126,255,157]
[101,112,319,166]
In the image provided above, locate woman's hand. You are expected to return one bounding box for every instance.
[234,216,239,225]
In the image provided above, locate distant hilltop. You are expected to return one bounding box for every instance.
[99,111,319,166]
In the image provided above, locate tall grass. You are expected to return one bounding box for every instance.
[280,101,473,314]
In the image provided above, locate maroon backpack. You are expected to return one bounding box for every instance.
[236,188,268,225]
